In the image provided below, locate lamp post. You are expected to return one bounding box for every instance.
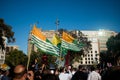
[55,18,59,32]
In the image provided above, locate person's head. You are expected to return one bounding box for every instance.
[90,66,95,71]
[78,65,83,71]
[68,65,72,70]
[59,67,65,73]
[43,74,58,80]
[13,65,27,80]
[54,68,59,75]
[35,58,38,63]
[90,65,100,72]
[82,68,87,73]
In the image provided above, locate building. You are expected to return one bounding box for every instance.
[97,29,117,51]
[73,29,117,67]
[0,28,19,64]
[0,45,19,64]
[27,29,117,66]
[6,45,19,54]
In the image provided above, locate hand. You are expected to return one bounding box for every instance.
[27,70,34,80]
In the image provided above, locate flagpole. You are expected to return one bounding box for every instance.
[55,18,59,32]
[27,22,38,70]
[55,18,62,67]
[27,24,33,71]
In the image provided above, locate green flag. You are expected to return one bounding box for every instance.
[31,25,59,56]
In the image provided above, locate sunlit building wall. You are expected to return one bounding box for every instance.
[6,45,19,53]
[0,45,19,64]
[74,30,117,66]
[97,29,117,51]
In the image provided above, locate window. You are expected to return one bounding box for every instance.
[91,51,93,53]
[95,54,98,56]
[95,58,98,60]
[1,56,4,59]
[88,54,90,57]
[88,61,90,64]
[91,54,93,56]
[95,51,97,53]
[81,62,83,64]
[92,61,93,64]
[6,47,9,52]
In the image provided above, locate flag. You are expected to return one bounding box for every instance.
[61,32,81,52]
[52,34,61,47]
[31,25,59,56]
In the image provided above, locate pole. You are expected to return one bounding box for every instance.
[55,19,62,67]
[55,18,59,32]
[27,22,39,70]
[27,25,32,71]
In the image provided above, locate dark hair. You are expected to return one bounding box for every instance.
[78,65,83,70]
[91,66,95,71]
[42,74,59,80]
[59,67,65,73]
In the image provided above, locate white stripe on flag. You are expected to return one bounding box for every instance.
[31,34,59,56]
[61,40,80,51]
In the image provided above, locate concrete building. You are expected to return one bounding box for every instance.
[6,45,19,54]
[0,28,19,64]
[73,29,117,67]
[0,45,19,64]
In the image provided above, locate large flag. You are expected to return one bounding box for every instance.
[31,25,59,56]
[61,32,81,52]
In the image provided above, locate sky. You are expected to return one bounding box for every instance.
[0,0,120,54]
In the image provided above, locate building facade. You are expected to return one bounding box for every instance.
[6,45,19,54]
[73,30,117,67]
[0,45,19,64]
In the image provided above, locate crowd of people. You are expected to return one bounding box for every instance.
[0,62,120,80]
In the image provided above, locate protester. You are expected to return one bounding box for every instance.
[71,68,77,75]
[0,64,11,80]
[31,58,39,72]
[102,66,120,80]
[1,70,10,80]
[34,70,42,80]
[59,67,72,80]
[12,64,34,80]
[71,65,87,80]
[87,66,101,80]
[42,73,59,80]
